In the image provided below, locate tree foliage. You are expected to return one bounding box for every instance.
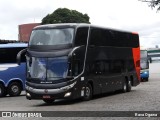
[140,0,160,11]
[41,8,90,24]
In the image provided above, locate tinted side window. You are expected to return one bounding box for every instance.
[110,31,139,47]
[89,28,139,47]
[0,47,26,63]
[90,28,106,46]
[90,29,100,46]
[0,49,7,63]
[130,34,139,47]
[75,27,89,46]
[111,60,123,73]
[90,28,120,47]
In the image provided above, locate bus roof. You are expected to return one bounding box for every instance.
[0,43,27,48]
[33,23,138,35]
[34,23,89,29]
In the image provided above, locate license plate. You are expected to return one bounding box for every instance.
[43,95,51,99]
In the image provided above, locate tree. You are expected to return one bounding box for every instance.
[140,0,160,11]
[41,8,90,24]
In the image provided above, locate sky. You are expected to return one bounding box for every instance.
[0,0,160,48]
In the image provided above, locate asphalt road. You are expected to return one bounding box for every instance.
[1,62,160,120]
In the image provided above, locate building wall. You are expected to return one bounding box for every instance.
[19,23,40,42]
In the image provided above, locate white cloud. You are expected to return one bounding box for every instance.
[0,0,160,48]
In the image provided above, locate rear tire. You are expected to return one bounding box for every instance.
[126,80,132,92]
[43,99,55,104]
[122,80,127,93]
[8,82,22,96]
[0,84,7,97]
[83,83,93,101]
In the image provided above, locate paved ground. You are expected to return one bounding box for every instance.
[1,62,160,120]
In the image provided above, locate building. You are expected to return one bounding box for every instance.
[147,48,160,62]
[18,23,40,42]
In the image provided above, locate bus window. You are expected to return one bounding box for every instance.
[90,29,102,46]
[0,47,25,63]
[75,27,89,46]
[73,60,80,76]
[29,28,74,46]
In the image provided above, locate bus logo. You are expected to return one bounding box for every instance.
[2,112,12,117]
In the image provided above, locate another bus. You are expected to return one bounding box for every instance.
[17,23,140,103]
[0,43,27,97]
[140,49,149,81]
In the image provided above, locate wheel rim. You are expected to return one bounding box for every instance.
[124,82,127,91]
[127,80,132,92]
[11,85,19,93]
[86,86,91,97]
[128,80,131,87]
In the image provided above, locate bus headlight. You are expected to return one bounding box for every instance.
[26,92,31,97]
[144,71,148,74]
[64,92,71,97]
[60,81,77,91]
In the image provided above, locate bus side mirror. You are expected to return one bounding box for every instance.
[68,46,81,59]
[17,48,27,65]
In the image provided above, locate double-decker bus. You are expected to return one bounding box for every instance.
[140,49,149,81]
[17,23,140,103]
[0,43,27,97]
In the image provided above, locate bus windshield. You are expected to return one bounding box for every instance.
[140,50,148,70]
[26,56,68,80]
[140,60,148,70]
[29,28,74,45]
[140,50,147,58]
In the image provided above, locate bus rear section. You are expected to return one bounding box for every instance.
[85,28,140,97]
[0,43,27,97]
[17,23,140,103]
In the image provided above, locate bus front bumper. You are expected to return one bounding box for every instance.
[140,71,149,79]
[25,82,78,100]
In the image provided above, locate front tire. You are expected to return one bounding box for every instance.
[8,82,22,96]
[83,83,93,101]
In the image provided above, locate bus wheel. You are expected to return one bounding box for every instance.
[8,82,22,96]
[122,80,127,93]
[43,99,55,104]
[126,80,132,92]
[83,83,93,101]
[0,84,7,97]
